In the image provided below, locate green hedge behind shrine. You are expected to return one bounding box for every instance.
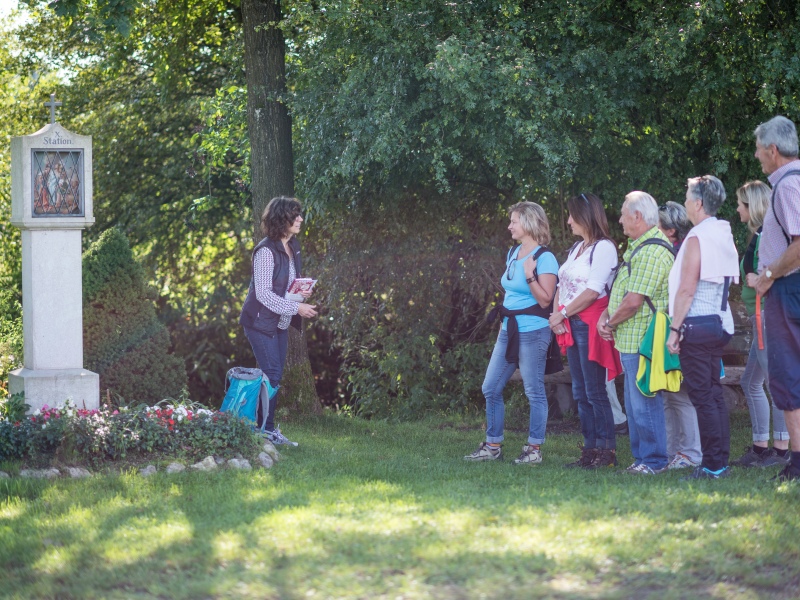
[83,228,187,403]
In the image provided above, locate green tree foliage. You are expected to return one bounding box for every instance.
[288,0,800,209]
[282,0,800,415]
[8,0,800,417]
[83,228,188,403]
[0,13,62,390]
[9,0,256,404]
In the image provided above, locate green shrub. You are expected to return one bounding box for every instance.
[310,195,519,419]
[0,288,22,395]
[0,401,262,466]
[83,229,188,403]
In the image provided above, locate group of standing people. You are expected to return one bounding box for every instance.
[238,117,800,482]
[465,115,800,483]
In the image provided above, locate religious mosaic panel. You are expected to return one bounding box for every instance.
[31,150,84,216]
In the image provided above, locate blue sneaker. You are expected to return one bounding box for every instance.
[680,465,730,481]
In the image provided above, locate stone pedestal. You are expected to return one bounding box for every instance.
[9,120,99,411]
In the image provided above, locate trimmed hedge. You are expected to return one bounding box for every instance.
[83,229,187,403]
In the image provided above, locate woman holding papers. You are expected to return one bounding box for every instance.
[239,196,318,446]
[464,202,558,465]
[666,176,740,480]
[731,181,790,468]
[548,193,621,469]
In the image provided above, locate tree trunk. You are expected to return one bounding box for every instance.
[242,0,321,415]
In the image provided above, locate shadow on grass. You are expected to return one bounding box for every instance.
[0,413,798,599]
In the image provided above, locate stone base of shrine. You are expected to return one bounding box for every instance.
[9,367,99,413]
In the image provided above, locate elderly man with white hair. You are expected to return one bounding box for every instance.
[753,115,800,483]
[598,192,675,474]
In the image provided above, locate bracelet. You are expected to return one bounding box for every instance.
[669,326,682,334]
[526,276,537,284]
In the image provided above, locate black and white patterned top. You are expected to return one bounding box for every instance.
[253,247,299,330]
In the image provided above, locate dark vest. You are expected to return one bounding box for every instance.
[239,236,302,335]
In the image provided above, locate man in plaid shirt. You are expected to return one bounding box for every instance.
[753,116,800,483]
[599,191,674,474]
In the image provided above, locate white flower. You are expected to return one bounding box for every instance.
[33,409,41,416]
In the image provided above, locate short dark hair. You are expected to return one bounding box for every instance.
[566,192,611,244]
[261,196,302,239]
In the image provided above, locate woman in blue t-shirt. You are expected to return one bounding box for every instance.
[464,202,559,464]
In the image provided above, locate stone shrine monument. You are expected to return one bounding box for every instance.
[8,94,100,411]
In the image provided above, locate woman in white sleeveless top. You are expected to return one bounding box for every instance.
[667,175,739,480]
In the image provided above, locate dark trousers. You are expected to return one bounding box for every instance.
[680,332,732,471]
[243,326,288,432]
[566,318,616,450]
[765,272,800,411]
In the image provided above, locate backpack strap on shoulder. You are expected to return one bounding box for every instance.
[617,237,676,313]
[721,276,731,311]
[770,169,800,246]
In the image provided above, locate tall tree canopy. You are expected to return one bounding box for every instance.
[4,0,800,415]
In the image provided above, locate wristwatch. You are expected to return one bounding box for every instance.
[560,307,568,318]
[766,269,774,280]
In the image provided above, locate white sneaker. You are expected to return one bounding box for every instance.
[464,442,502,461]
[513,444,542,465]
[667,452,699,470]
[266,426,298,447]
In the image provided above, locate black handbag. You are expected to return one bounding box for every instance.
[681,277,731,345]
[682,314,725,345]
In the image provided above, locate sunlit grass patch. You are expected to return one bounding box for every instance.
[0,412,798,599]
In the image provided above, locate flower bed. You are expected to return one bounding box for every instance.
[0,398,262,467]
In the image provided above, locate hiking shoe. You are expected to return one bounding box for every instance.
[564,445,597,469]
[667,452,699,470]
[732,446,766,468]
[759,449,790,468]
[680,465,730,481]
[773,464,800,483]
[588,448,618,469]
[625,463,656,475]
[464,442,502,461]
[266,426,298,447]
[513,444,542,465]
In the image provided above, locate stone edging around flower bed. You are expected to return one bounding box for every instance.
[0,441,282,480]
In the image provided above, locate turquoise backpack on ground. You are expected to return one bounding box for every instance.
[220,367,279,432]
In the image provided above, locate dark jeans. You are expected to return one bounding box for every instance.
[243,326,288,432]
[566,318,616,450]
[680,331,732,471]
[766,273,800,411]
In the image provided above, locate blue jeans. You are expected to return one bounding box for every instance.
[742,314,788,442]
[566,318,616,450]
[620,352,668,471]
[483,328,550,445]
[243,326,288,432]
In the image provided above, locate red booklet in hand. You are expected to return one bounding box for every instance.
[287,278,317,300]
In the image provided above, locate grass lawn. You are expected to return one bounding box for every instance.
[1,410,798,599]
